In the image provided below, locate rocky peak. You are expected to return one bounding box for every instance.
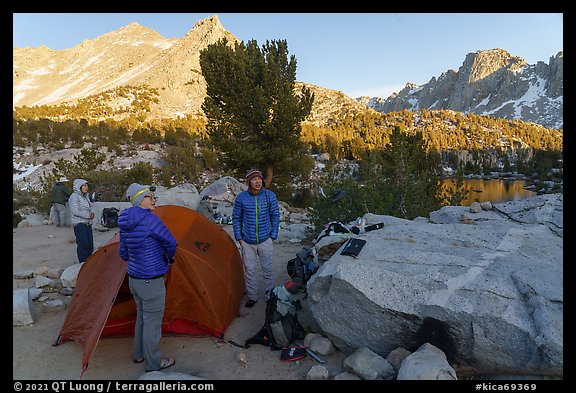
[12,17,232,112]
[119,21,147,31]
[295,82,380,126]
[545,51,563,97]
[181,15,231,43]
[404,82,419,91]
[462,48,527,83]
[91,21,168,47]
[468,49,525,81]
[362,48,562,129]
[191,15,224,33]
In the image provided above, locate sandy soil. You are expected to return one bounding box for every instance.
[13,222,346,380]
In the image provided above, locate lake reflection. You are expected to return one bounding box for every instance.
[291,179,537,208]
[441,179,536,206]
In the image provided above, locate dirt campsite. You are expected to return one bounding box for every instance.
[13,217,348,381]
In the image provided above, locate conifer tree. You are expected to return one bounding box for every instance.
[199,38,314,192]
[380,127,444,218]
[359,127,444,219]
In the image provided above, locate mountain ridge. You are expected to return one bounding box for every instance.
[358,48,563,129]
[13,17,562,130]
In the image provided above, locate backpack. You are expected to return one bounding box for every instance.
[245,285,306,350]
[286,247,316,293]
[100,207,119,228]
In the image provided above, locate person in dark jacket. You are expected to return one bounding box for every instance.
[232,169,280,308]
[50,177,72,227]
[118,183,178,372]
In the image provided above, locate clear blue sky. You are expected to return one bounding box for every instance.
[13,13,563,99]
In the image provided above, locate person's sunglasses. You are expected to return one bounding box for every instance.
[144,194,158,200]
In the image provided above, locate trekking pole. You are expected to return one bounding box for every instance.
[305,348,325,363]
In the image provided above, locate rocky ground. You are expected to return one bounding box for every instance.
[12,220,350,380]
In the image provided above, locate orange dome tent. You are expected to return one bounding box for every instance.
[54,205,244,377]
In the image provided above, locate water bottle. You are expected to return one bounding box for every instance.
[213,212,223,224]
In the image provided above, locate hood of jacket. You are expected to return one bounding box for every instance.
[118,206,151,231]
[73,178,88,194]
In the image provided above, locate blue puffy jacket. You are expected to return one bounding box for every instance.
[118,206,177,279]
[233,188,280,245]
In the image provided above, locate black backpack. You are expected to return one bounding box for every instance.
[100,207,119,228]
[286,247,316,293]
[245,286,306,350]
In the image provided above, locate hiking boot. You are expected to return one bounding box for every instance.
[244,299,257,308]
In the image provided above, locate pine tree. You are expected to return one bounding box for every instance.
[199,38,314,193]
[374,127,444,219]
[441,168,470,206]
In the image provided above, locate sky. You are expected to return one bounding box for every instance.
[13,13,563,99]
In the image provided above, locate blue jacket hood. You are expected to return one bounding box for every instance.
[118,206,150,231]
[118,205,178,279]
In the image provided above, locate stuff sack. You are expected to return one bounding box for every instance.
[245,285,306,350]
[340,238,367,258]
[286,246,316,293]
[100,207,120,228]
[280,346,307,362]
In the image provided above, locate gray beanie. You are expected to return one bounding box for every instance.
[126,183,152,206]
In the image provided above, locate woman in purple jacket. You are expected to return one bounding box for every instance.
[118,183,177,372]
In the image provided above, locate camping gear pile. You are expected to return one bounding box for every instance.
[285,246,316,293]
[244,285,306,350]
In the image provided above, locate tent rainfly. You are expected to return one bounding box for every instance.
[54,205,244,378]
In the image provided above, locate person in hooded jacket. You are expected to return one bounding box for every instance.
[233,169,280,308]
[118,183,178,372]
[68,178,94,263]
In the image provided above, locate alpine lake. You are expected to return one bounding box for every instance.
[290,178,536,208]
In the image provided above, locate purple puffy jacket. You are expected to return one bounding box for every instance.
[118,206,177,279]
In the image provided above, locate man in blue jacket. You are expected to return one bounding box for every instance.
[233,169,281,308]
[118,183,178,372]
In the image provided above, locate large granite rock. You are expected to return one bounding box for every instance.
[307,194,562,378]
[155,183,200,211]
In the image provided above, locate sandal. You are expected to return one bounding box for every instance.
[159,357,175,370]
[244,299,257,308]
